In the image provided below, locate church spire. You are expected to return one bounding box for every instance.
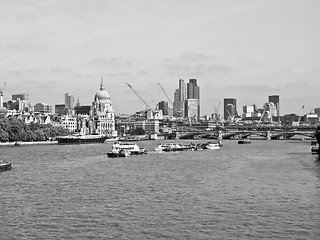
[100,77,105,90]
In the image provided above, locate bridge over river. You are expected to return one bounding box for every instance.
[170,130,315,140]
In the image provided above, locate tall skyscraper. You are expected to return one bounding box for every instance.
[186,79,200,117]
[173,79,186,117]
[158,101,169,115]
[224,98,237,120]
[65,93,75,112]
[268,95,280,116]
[173,78,201,119]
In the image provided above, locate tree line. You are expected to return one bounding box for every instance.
[0,117,69,142]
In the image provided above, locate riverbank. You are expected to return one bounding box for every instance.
[0,141,58,147]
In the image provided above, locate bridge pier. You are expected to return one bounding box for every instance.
[217,130,222,141]
[175,132,180,139]
[266,130,271,140]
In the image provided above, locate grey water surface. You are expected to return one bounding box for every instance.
[1,140,320,239]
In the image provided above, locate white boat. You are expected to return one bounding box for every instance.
[154,143,184,152]
[205,142,221,150]
[238,139,251,144]
[111,142,146,155]
[0,160,12,171]
[119,149,131,157]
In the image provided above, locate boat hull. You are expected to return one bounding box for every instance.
[56,135,110,144]
[315,126,320,154]
[238,139,251,144]
[0,162,12,171]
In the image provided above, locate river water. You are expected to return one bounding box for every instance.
[1,139,320,239]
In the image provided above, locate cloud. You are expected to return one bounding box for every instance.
[163,63,231,76]
[6,68,45,76]
[192,63,232,74]
[180,53,216,62]
[90,56,132,69]
[50,67,71,73]
[163,52,231,76]
[136,70,149,76]
[284,80,309,88]
[0,43,45,51]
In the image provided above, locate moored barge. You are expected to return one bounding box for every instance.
[56,135,110,144]
[0,161,12,171]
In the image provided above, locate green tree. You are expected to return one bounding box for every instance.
[0,129,9,142]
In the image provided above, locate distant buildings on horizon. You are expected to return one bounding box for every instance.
[0,79,319,123]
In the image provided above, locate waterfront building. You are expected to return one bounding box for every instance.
[92,79,115,136]
[61,116,77,133]
[185,99,199,120]
[224,98,237,120]
[33,103,52,114]
[242,105,255,118]
[268,95,280,116]
[135,119,160,134]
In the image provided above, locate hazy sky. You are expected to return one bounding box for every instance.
[1,0,319,115]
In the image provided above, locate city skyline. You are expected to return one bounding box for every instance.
[1,0,320,115]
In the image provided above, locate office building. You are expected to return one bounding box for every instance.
[173,79,186,117]
[34,103,52,114]
[243,105,255,118]
[264,102,277,120]
[224,98,237,120]
[158,101,169,116]
[268,95,280,116]
[12,93,28,101]
[185,99,199,119]
[65,93,75,112]
[187,79,200,117]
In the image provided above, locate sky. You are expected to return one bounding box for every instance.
[1,0,320,115]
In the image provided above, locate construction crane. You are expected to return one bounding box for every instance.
[226,109,234,122]
[125,82,152,110]
[296,105,305,127]
[157,82,173,107]
[0,82,6,108]
[0,82,6,95]
[257,109,266,127]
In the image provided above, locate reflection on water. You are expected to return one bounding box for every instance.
[1,140,320,239]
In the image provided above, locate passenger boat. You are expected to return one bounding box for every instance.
[155,143,184,152]
[119,150,131,157]
[110,142,146,155]
[238,139,251,144]
[311,140,318,146]
[314,126,320,155]
[56,134,110,144]
[205,142,221,150]
[107,149,121,157]
[0,161,12,171]
[311,146,319,154]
